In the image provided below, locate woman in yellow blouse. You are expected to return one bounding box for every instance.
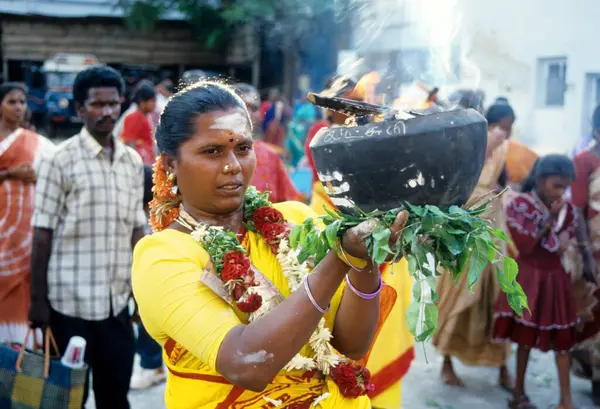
[132,81,409,409]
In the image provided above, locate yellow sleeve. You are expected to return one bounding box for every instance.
[274,200,323,227]
[273,201,345,321]
[132,231,242,370]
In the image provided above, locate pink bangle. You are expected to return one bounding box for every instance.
[303,276,330,314]
[345,274,382,300]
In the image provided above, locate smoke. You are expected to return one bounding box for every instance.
[332,0,482,107]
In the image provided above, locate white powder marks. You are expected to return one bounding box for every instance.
[330,197,354,208]
[318,171,345,183]
[353,219,378,239]
[408,171,426,188]
[263,397,283,407]
[430,178,435,188]
[328,182,350,195]
[209,111,251,138]
[237,350,274,365]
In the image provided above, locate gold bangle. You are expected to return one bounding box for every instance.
[335,238,368,271]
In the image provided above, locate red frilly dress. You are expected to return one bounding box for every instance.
[493,192,579,352]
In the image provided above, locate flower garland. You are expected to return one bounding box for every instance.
[176,186,374,398]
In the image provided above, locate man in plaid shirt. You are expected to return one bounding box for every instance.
[29,66,146,409]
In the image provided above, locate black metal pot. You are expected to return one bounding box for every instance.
[309,108,488,213]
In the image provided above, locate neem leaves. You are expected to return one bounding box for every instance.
[289,202,527,341]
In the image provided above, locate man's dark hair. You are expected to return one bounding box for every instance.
[134,85,156,104]
[72,66,125,106]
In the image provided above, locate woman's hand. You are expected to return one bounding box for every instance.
[9,164,36,183]
[341,211,409,260]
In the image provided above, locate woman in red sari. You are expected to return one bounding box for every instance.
[0,83,55,346]
[493,155,578,409]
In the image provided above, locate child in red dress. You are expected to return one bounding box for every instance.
[493,155,578,409]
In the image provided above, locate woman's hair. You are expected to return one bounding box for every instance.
[521,154,576,192]
[134,85,156,104]
[155,81,250,157]
[143,165,154,207]
[73,66,125,106]
[485,103,515,125]
[0,82,27,103]
[234,83,258,97]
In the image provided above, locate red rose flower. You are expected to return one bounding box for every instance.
[237,293,263,313]
[231,285,245,301]
[330,363,372,398]
[260,223,286,243]
[222,263,247,283]
[223,251,250,271]
[253,206,284,231]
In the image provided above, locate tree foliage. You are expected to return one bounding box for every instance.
[115,0,339,50]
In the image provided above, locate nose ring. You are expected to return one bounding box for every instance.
[223,164,231,172]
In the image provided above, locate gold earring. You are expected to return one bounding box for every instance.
[167,173,175,181]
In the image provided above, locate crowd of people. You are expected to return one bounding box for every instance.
[2,63,600,409]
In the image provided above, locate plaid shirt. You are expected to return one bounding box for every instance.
[32,128,146,320]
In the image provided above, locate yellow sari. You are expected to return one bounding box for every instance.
[133,201,371,409]
[310,182,415,409]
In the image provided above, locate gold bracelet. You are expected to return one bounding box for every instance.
[335,238,368,271]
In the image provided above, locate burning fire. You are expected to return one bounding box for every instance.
[393,81,437,111]
[353,72,382,105]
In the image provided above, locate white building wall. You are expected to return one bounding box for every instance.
[353,0,598,154]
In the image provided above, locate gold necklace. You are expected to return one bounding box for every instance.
[176,205,199,231]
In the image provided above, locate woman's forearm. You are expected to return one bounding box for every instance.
[331,265,380,360]
[216,250,349,391]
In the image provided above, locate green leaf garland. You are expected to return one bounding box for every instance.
[289,201,528,341]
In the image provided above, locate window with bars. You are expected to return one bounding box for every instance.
[537,57,567,107]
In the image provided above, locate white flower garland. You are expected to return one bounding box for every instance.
[191,222,342,375]
[250,236,341,374]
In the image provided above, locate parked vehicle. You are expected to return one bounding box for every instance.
[43,53,100,138]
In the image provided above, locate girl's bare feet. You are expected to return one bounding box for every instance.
[499,365,515,392]
[508,395,536,409]
[441,356,465,387]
